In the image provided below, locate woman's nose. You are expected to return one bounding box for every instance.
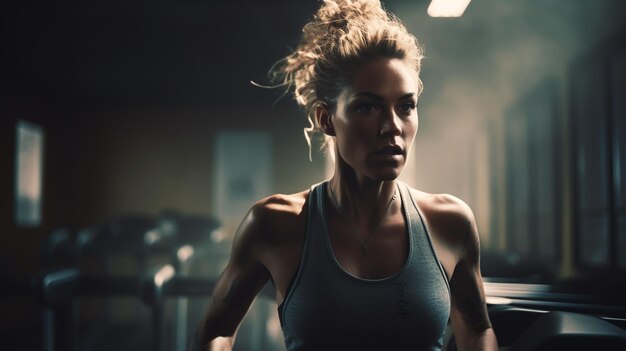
[379,109,402,136]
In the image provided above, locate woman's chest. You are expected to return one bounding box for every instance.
[280,260,451,349]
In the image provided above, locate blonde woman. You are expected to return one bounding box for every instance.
[192,1,497,350]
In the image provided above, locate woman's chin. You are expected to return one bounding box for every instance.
[370,166,403,181]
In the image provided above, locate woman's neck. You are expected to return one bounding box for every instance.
[329,171,398,227]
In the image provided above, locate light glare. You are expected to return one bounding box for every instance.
[154,264,175,287]
[177,245,195,262]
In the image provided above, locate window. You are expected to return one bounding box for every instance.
[502,79,561,274]
[572,33,626,271]
[612,49,626,270]
[213,130,272,232]
[15,120,44,227]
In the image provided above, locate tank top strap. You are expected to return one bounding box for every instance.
[307,181,334,267]
[398,181,451,293]
[278,181,327,324]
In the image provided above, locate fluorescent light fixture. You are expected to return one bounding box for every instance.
[427,0,472,17]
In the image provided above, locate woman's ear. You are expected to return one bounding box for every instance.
[316,104,335,136]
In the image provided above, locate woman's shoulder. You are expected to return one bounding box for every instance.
[244,188,312,243]
[408,187,474,223]
[253,189,311,220]
[406,185,477,254]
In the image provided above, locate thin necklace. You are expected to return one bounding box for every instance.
[328,183,397,255]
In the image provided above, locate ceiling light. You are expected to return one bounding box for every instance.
[427,0,472,17]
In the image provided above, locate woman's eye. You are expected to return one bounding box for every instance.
[397,102,417,114]
[356,104,380,114]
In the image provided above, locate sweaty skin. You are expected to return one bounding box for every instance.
[191,58,497,351]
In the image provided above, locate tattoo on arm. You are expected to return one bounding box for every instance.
[452,291,492,334]
[451,259,492,334]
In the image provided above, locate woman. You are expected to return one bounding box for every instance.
[192,0,498,350]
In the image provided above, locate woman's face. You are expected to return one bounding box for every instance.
[330,57,420,181]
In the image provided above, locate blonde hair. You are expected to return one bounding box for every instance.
[269,0,424,160]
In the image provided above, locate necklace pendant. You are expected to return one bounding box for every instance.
[329,184,397,258]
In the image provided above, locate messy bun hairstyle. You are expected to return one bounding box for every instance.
[269,0,424,160]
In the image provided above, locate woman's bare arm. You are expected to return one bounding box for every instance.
[449,205,498,351]
[190,203,272,351]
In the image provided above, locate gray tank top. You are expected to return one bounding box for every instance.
[278,181,451,351]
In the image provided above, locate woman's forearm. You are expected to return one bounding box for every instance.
[459,327,498,351]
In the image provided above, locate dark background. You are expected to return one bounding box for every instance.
[2,0,626,349]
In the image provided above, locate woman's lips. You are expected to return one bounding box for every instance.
[372,145,404,163]
[374,145,403,155]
